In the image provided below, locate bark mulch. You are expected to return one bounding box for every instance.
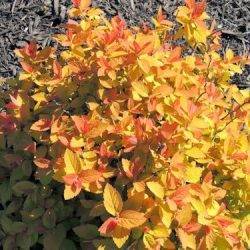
[0,0,249,88]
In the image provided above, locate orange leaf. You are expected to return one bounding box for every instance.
[53,60,62,78]
[185,0,195,9]
[34,158,51,169]
[20,61,34,73]
[71,115,90,134]
[30,118,51,131]
[81,169,103,183]
[160,122,178,140]
[118,210,146,229]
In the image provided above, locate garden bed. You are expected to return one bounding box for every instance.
[0,0,249,87]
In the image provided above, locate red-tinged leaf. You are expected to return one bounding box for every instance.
[185,0,195,9]
[182,220,201,233]
[8,93,23,108]
[72,115,90,134]
[30,119,52,131]
[118,210,147,229]
[192,0,206,19]
[188,101,199,118]
[203,171,213,183]
[99,143,115,158]
[63,173,82,188]
[224,232,240,246]
[0,112,16,132]
[216,217,234,228]
[98,217,118,235]
[20,61,34,73]
[123,136,138,149]
[231,152,248,161]
[168,47,182,62]
[24,41,37,59]
[53,60,62,78]
[5,102,18,110]
[34,158,51,169]
[72,0,81,7]
[58,135,70,147]
[206,83,220,100]
[24,142,36,153]
[170,186,189,206]
[160,122,178,140]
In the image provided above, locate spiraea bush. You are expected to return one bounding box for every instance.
[0,0,249,249]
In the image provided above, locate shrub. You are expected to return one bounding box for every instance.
[0,0,250,249]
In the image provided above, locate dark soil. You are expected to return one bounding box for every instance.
[0,0,249,87]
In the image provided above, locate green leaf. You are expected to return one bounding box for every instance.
[12,181,37,196]
[21,207,44,222]
[5,199,23,214]
[21,160,32,177]
[16,232,38,249]
[11,222,27,234]
[10,167,25,184]
[3,236,16,250]
[1,216,13,234]
[0,182,12,207]
[60,239,77,250]
[73,224,99,240]
[43,224,66,250]
[39,170,53,185]
[42,209,56,229]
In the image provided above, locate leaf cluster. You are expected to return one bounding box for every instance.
[0,0,250,249]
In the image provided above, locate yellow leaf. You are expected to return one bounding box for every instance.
[226,49,234,61]
[143,233,156,249]
[138,54,163,73]
[190,117,210,129]
[177,229,196,250]
[118,210,146,229]
[185,165,203,183]
[150,225,170,238]
[131,81,149,98]
[99,79,113,88]
[70,137,85,148]
[207,200,220,217]
[146,181,165,199]
[80,0,91,11]
[113,235,129,248]
[109,51,128,58]
[82,150,97,159]
[175,204,192,226]
[152,84,173,97]
[185,147,205,158]
[64,185,81,200]
[159,205,173,228]
[112,226,130,248]
[103,183,123,216]
[64,149,81,174]
[32,92,46,103]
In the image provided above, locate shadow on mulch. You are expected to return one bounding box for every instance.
[0,0,249,87]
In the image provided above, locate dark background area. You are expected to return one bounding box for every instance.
[0,0,249,87]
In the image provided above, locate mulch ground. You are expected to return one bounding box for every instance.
[0,0,249,88]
